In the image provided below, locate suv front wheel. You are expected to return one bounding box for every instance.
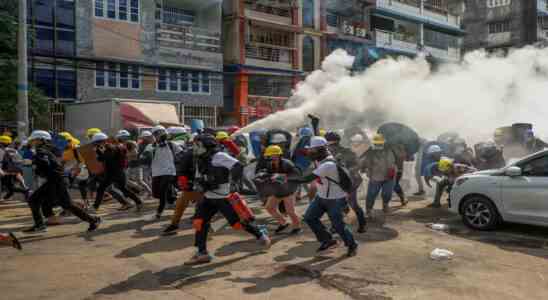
[461,196,500,230]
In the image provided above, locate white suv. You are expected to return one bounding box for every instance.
[449,150,548,230]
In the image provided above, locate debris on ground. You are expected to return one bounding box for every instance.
[430,248,454,260]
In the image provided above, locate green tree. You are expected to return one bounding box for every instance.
[0,0,49,129]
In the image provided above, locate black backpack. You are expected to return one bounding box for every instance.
[324,159,357,194]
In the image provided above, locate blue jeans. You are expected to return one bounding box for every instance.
[304,197,357,248]
[366,179,395,210]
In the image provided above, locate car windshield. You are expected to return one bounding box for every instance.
[505,150,548,168]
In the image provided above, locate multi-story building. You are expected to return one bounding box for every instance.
[222,0,317,126]
[322,0,465,69]
[461,0,540,53]
[27,0,223,129]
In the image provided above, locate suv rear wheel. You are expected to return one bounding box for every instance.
[461,196,500,230]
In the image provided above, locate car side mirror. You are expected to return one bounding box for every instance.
[505,166,522,177]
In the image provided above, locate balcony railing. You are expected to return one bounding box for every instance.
[375,30,419,53]
[424,45,460,61]
[156,23,221,53]
[244,1,292,17]
[375,0,460,27]
[245,44,292,64]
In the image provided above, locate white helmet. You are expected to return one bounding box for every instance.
[29,130,52,141]
[167,126,187,135]
[151,125,167,135]
[427,145,442,154]
[140,130,152,138]
[350,134,364,143]
[270,133,287,144]
[91,132,108,143]
[308,136,328,149]
[116,129,131,138]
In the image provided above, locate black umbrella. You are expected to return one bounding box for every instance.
[377,122,420,156]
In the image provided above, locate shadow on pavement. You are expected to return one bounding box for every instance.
[95,252,263,295]
[227,256,347,294]
[116,233,194,258]
[406,205,548,259]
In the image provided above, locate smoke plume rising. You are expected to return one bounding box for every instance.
[240,47,548,143]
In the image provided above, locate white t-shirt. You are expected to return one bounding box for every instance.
[313,157,347,199]
[204,152,239,199]
[151,142,182,177]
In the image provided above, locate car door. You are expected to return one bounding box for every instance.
[501,154,548,225]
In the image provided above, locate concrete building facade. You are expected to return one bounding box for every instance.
[461,0,542,53]
[27,0,223,129]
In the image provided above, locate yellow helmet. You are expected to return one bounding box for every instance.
[59,131,73,140]
[0,135,12,145]
[372,133,385,145]
[86,128,102,139]
[319,129,326,137]
[438,157,454,173]
[216,131,229,141]
[264,145,283,157]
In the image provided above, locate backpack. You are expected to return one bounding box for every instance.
[324,158,356,194]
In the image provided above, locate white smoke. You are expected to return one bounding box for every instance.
[240,46,548,143]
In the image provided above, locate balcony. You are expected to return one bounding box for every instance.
[424,45,460,62]
[244,1,293,25]
[245,44,293,70]
[375,0,460,28]
[326,14,372,40]
[156,23,221,53]
[374,30,419,54]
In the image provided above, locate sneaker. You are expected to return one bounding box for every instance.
[346,244,358,257]
[117,204,133,211]
[289,228,302,235]
[316,240,339,254]
[259,233,272,249]
[357,225,367,233]
[413,191,425,196]
[9,232,22,250]
[274,223,290,234]
[23,224,47,233]
[184,252,213,265]
[88,217,102,232]
[162,224,179,236]
[382,204,390,214]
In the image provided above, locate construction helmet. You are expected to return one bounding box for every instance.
[0,135,12,145]
[438,157,453,173]
[116,130,131,139]
[151,125,167,136]
[427,145,442,154]
[29,130,52,141]
[372,133,386,145]
[319,129,326,137]
[216,131,229,141]
[91,132,108,144]
[270,133,287,144]
[140,131,152,138]
[167,126,187,136]
[264,145,283,158]
[86,128,102,139]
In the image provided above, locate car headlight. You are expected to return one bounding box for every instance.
[454,177,469,187]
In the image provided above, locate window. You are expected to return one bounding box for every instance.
[302,36,315,72]
[157,69,211,94]
[303,0,315,28]
[30,0,75,56]
[488,20,511,33]
[57,69,76,99]
[326,12,338,27]
[94,0,139,22]
[162,6,195,25]
[95,62,141,89]
[31,66,76,100]
[486,0,511,8]
[35,27,54,54]
[520,156,548,177]
[56,0,75,29]
[34,68,55,98]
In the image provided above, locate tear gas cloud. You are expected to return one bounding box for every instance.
[241,47,548,143]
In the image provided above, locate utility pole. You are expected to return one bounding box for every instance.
[17,0,29,138]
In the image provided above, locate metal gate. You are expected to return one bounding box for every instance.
[181,105,218,128]
[49,103,65,132]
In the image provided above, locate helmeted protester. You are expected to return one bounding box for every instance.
[167,126,191,146]
[216,131,240,158]
[24,130,101,233]
[448,137,474,166]
[0,135,30,201]
[289,136,359,257]
[119,130,153,198]
[426,157,477,208]
[256,145,302,235]
[186,134,271,265]
[325,131,367,233]
[92,132,143,212]
[360,134,397,216]
[138,130,155,188]
[149,125,181,220]
[414,142,446,196]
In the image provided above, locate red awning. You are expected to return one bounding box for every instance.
[120,102,180,128]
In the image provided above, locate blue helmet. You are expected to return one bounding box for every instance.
[298,127,313,137]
